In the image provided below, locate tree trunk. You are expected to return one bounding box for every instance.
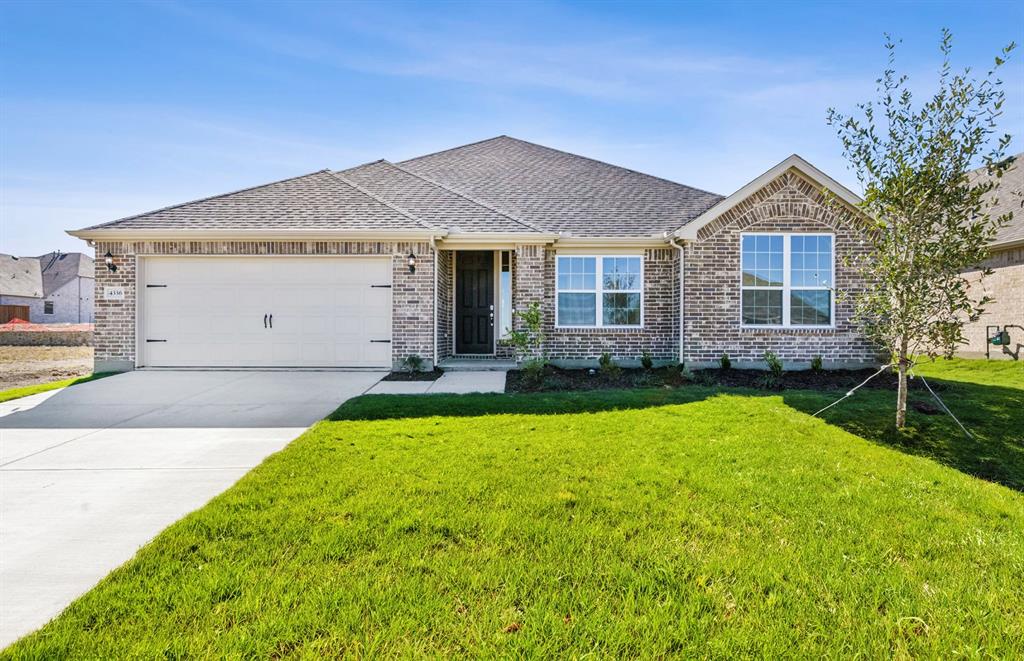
[896,351,909,429]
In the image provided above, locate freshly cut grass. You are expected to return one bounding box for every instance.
[5,360,1023,658]
[0,372,112,404]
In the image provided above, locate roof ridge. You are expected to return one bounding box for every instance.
[494,136,725,200]
[326,170,437,231]
[383,160,546,233]
[397,135,510,167]
[82,169,338,231]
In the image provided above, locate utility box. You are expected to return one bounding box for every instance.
[990,330,1010,346]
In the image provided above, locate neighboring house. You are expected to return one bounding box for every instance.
[958,154,1023,360]
[70,136,880,373]
[35,252,95,323]
[0,252,94,323]
[0,254,43,320]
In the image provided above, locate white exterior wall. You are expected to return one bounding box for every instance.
[4,278,95,324]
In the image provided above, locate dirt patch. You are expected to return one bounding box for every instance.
[506,365,938,394]
[0,346,94,390]
[382,368,445,382]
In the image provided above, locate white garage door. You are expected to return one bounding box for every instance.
[142,257,392,367]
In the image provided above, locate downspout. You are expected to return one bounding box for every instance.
[430,235,439,368]
[667,234,686,365]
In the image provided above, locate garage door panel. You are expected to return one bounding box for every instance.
[143,257,393,367]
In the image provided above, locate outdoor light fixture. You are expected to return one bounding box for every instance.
[407,252,416,273]
[104,251,117,273]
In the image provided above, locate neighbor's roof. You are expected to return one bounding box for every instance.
[37,252,94,295]
[72,136,724,239]
[75,170,431,234]
[0,254,43,298]
[971,153,1024,248]
[399,136,724,237]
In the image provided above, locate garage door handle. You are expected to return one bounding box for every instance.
[371,284,392,288]
[264,314,268,329]
[370,339,391,343]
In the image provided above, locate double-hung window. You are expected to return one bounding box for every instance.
[556,255,642,327]
[741,233,833,327]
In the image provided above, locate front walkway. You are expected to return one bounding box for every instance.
[367,370,507,395]
[0,369,383,648]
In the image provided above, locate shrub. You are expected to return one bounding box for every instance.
[719,353,732,370]
[402,354,424,373]
[761,350,784,388]
[810,355,824,372]
[522,358,546,386]
[640,350,654,370]
[598,352,620,376]
[506,302,546,367]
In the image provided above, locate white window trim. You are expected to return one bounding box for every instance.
[497,249,513,340]
[739,232,835,329]
[555,254,644,329]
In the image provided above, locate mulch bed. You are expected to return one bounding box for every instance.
[506,365,941,393]
[382,368,445,382]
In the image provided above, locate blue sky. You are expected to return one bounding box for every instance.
[2,0,1022,255]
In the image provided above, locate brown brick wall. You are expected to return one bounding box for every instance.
[957,245,1023,359]
[93,240,435,371]
[683,169,881,368]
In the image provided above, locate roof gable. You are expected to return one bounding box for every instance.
[37,252,94,295]
[675,154,863,240]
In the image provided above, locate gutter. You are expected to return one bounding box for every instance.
[667,233,686,365]
[66,228,447,242]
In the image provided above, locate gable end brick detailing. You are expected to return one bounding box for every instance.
[684,170,882,368]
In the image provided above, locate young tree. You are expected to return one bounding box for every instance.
[827,30,1016,428]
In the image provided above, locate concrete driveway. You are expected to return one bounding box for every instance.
[0,369,382,648]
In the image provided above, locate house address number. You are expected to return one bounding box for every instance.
[103,286,126,301]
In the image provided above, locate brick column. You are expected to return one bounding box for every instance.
[93,242,137,372]
[392,241,436,370]
[512,244,546,360]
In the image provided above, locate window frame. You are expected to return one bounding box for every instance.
[555,254,644,329]
[43,300,54,315]
[739,232,835,329]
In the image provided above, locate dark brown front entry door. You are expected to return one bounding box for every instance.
[455,251,494,354]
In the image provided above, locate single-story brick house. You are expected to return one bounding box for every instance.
[956,153,1022,360]
[70,136,882,372]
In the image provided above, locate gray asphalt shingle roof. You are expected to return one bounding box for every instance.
[79,170,428,232]
[399,136,724,237]
[339,160,537,233]
[74,136,725,237]
[972,153,1024,247]
[0,254,43,298]
[37,252,94,296]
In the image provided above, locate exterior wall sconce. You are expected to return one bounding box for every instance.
[104,251,118,273]
[407,252,416,273]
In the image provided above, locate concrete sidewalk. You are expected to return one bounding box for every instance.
[0,369,382,648]
[366,370,507,395]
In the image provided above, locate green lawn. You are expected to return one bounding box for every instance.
[4,359,1022,658]
[0,372,113,404]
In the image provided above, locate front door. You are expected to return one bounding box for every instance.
[455,251,494,354]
